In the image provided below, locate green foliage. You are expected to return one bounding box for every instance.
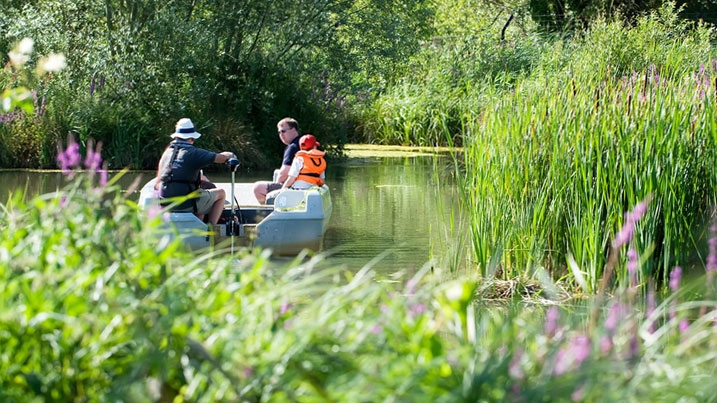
[528,0,674,33]
[0,37,66,168]
[360,0,543,146]
[2,165,717,400]
[0,0,435,169]
[458,10,717,285]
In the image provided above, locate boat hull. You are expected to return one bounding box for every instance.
[138,179,332,255]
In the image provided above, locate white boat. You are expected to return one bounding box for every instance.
[138,178,333,255]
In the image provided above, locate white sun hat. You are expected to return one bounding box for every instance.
[170,118,202,139]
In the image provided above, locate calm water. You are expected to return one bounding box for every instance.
[0,156,462,275]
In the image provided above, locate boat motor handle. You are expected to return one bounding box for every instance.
[227,157,240,172]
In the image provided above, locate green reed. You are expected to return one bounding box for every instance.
[461,57,717,287]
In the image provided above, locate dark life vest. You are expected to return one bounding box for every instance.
[158,141,203,211]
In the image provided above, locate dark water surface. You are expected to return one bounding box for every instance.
[0,156,462,275]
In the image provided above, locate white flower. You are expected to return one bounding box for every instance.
[38,53,66,74]
[8,38,34,68]
[8,51,29,68]
[18,38,34,54]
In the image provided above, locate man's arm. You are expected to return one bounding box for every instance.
[282,175,297,189]
[282,158,303,189]
[154,153,169,190]
[275,164,291,183]
[213,151,234,164]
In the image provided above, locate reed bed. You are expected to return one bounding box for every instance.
[361,6,717,289]
[460,55,717,288]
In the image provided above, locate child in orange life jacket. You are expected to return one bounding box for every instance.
[282,134,326,190]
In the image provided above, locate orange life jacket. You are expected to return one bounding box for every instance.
[295,149,326,186]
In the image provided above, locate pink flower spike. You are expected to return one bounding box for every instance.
[57,142,82,176]
[408,303,426,318]
[679,319,689,334]
[669,266,682,292]
[545,306,559,338]
[553,334,591,376]
[612,199,650,249]
[707,230,717,273]
[509,350,524,379]
[147,205,162,219]
[604,302,621,333]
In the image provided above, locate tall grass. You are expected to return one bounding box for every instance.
[459,12,717,287]
[3,151,717,400]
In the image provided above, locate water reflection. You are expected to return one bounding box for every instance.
[322,156,459,275]
[0,157,462,275]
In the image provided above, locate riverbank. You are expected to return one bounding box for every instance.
[343,144,460,158]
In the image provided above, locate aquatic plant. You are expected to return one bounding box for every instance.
[456,16,717,286]
[1,145,717,401]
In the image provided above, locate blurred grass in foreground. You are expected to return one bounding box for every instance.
[1,142,717,401]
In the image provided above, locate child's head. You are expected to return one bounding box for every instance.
[299,134,320,150]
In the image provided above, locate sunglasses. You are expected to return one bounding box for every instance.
[278,128,290,134]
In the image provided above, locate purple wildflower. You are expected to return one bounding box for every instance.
[57,142,81,176]
[99,168,108,187]
[408,303,426,318]
[571,384,586,401]
[405,278,418,295]
[679,319,689,334]
[147,204,162,219]
[545,306,559,338]
[669,266,682,292]
[554,334,591,376]
[508,349,524,379]
[84,149,99,170]
[604,302,622,333]
[706,226,717,274]
[371,324,383,334]
[612,200,648,249]
[84,142,103,171]
[669,266,682,322]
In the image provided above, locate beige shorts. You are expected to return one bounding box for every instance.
[174,189,219,215]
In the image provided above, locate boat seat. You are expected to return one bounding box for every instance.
[274,189,307,210]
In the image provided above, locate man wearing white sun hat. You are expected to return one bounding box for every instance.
[154,118,235,225]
